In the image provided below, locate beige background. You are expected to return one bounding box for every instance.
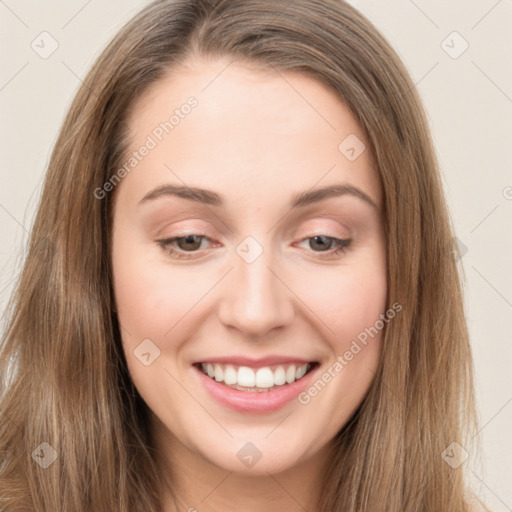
[1,0,511,509]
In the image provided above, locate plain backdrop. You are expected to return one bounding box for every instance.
[1,0,511,509]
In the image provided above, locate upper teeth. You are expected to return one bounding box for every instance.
[200,363,311,388]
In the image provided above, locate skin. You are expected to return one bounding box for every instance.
[111,57,387,512]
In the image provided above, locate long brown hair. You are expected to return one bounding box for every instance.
[0,1,484,510]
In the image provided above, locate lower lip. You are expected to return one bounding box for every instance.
[193,364,319,414]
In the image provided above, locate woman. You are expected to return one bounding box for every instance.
[0,0,486,510]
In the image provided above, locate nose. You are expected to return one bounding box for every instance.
[217,243,295,338]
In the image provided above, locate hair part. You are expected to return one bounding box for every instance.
[0,1,482,510]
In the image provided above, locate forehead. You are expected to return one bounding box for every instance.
[120,58,381,210]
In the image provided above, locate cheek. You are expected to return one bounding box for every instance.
[292,246,387,409]
[112,226,388,348]
[111,223,388,452]
[291,260,387,434]
[333,271,387,346]
[111,238,198,411]
[111,234,200,340]
[296,254,387,349]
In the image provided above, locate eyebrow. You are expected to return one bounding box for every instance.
[138,183,378,210]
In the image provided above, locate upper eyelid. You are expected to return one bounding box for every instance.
[157,220,351,240]
[149,211,354,235]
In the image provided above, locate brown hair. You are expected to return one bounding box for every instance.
[0,0,484,510]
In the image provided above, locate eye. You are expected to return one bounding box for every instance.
[156,234,212,259]
[296,235,352,258]
[156,234,352,260]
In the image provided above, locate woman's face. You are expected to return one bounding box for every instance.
[111,58,387,475]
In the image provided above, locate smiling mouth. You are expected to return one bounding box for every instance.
[194,361,319,392]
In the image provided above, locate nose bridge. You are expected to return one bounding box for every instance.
[218,235,294,336]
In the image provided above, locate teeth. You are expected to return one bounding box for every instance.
[255,368,274,388]
[274,366,286,385]
[238,366,255,387]
[296,364,307,379]
[200,362,312,390]
[214,364,223,382]
[223,365,237,385]
[285,365,296,384]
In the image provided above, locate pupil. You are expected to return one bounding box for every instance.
[311,235,331,251]
[181,235,201,251]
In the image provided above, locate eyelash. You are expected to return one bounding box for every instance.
[155,234,352,260]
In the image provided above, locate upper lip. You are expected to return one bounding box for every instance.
[192,355,319,368]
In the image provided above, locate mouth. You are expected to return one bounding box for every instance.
[193,361,320,393]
